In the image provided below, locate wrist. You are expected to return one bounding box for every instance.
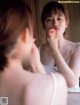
[51,47,59,56]
[31,62,46,73]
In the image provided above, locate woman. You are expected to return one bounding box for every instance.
[0,1,67,105]
[40,1,80,92]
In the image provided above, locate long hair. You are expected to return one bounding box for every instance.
[0,0,33,71]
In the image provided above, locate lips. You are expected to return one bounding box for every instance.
[54,27,59,30]
[49,27,60,36]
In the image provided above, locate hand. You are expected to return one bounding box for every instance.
[47,29,58,51]
[29,43,40,66]
[29,44,45,73]
[48,28,58,39]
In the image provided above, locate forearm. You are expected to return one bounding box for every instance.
[53,49,77,87]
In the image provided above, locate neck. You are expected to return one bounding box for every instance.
[7,58,23,71]
[57,36,66,48]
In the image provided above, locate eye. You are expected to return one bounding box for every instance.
[57,16,64,21]
[46,19,52,22]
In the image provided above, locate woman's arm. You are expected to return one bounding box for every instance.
[29,44,46,73]
[48,37,80,88]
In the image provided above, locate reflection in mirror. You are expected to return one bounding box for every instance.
[35,1,80,105]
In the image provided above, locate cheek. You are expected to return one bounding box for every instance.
[45,25,53,33]
[60,22,66,31]
[45,22,52,30]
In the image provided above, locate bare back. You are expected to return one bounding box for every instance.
[0,68,67,105]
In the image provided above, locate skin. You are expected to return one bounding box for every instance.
[40,12,80,88]
[0,27,67,105]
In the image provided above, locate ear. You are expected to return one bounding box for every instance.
[21,28,29,43]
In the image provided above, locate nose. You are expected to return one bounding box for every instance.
[52,19,58,27]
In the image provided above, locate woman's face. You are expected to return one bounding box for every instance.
[44,11,68,37]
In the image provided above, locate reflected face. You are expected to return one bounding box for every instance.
[44,12,68,37]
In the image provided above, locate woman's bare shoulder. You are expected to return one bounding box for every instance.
[23,72,67,105]
[70,41,80,54]
[73,42,80,54]
[23,72,67,94]
[23,73,54,105]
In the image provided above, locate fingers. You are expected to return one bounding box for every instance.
[49,29,55,36]
[48,29,58,39]
[47,36,54,42]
